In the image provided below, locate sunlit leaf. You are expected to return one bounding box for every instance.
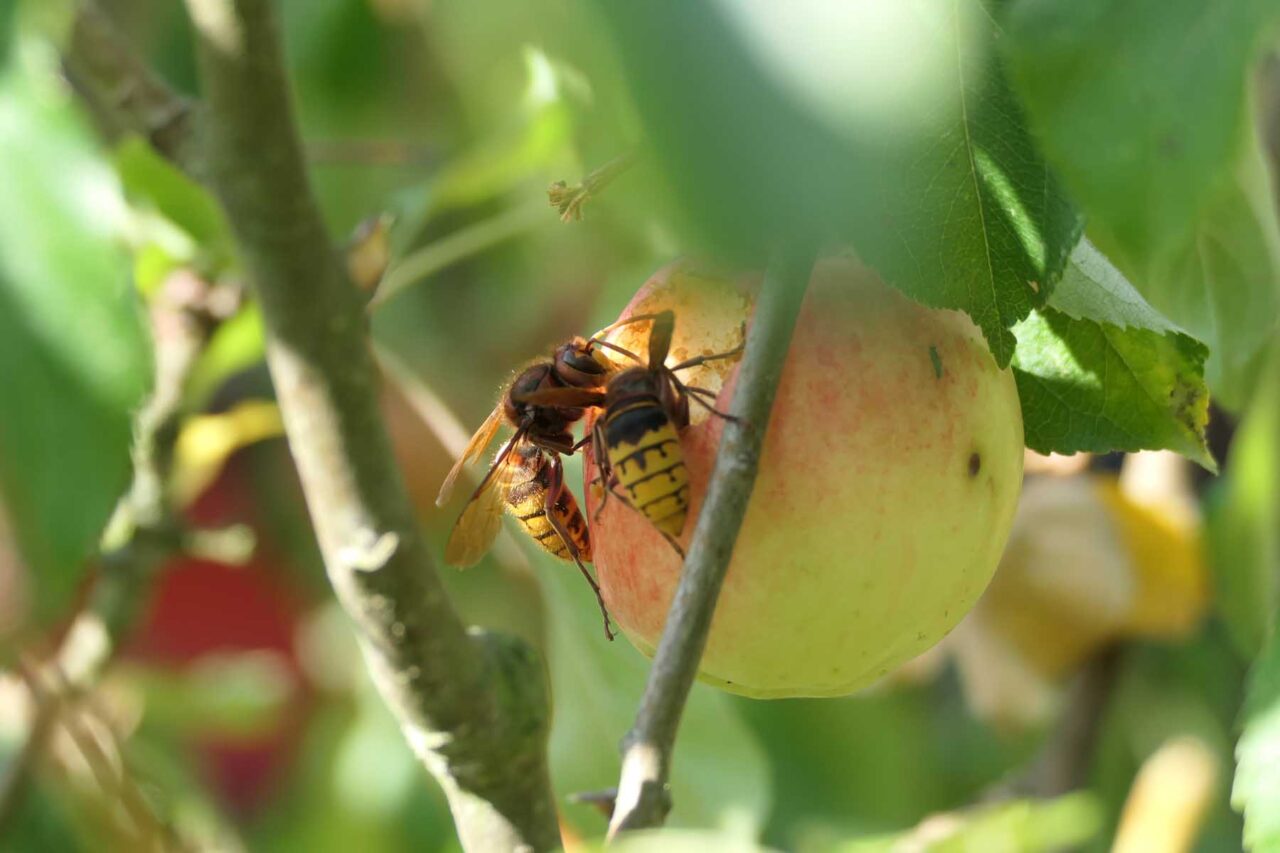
[1006,0,1280,409]
[589,0,1081,366]
[1005,0,1279,262]
[847,0,1083,368]
[1138,138,1280,411]
[0,50,150,620]
[1012,241,1213,468]
[113,135,229,251]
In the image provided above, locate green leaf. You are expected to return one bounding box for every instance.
[1005,0,1280,408]
[536,508,770,840]
[113,135,229,250]
[114,136,235,297]
[1208,344,1280,659]
[589,0,1080,366]
[1138,137,1280,411]
[0,54,151,620]
[184,302,266,409]
[1012,241,1214,468]
[1235,628,1280,851]
[1005,0,1279,259]
[849,0,1083,367]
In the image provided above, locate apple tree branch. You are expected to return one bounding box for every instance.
[61,2,562,849]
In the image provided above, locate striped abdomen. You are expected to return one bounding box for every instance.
[506,460,592,562]
[604,397,690,537]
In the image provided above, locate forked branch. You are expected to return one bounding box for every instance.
[59,1,563,848]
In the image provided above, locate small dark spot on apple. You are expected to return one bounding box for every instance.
[916,632,925,641]
[929,345,943,379]
[968,452,981,477]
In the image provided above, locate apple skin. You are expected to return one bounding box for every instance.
[583,256,1024,698]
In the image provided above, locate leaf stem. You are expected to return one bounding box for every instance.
[609,243,816,835]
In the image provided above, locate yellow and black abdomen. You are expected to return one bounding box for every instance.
[506,459,591,562]
[604,398,690,538]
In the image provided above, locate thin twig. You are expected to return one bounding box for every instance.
[181,2,559,849]
[547,150,639,222]
[609,244,817,835]
[0,661,63,830]
[373,200,547,309]
[20,661,192,851]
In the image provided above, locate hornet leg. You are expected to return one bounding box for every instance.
[546,457,614,641]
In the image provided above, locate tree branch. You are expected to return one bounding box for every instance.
[609,244,816,835]
[180,1,559,849]
[62,2,202,179]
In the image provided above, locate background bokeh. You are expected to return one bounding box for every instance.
[0,1,1278,850]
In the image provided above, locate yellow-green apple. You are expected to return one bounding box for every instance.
[584,256,1024,698]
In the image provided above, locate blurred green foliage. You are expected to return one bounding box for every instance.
[835,792,1102,852]
[0,35,151,623]
[1208,347,1280,657]
[0,0,1277,851]
[1236,625,1280,851]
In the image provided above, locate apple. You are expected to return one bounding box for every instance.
[583,256,1024,698]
